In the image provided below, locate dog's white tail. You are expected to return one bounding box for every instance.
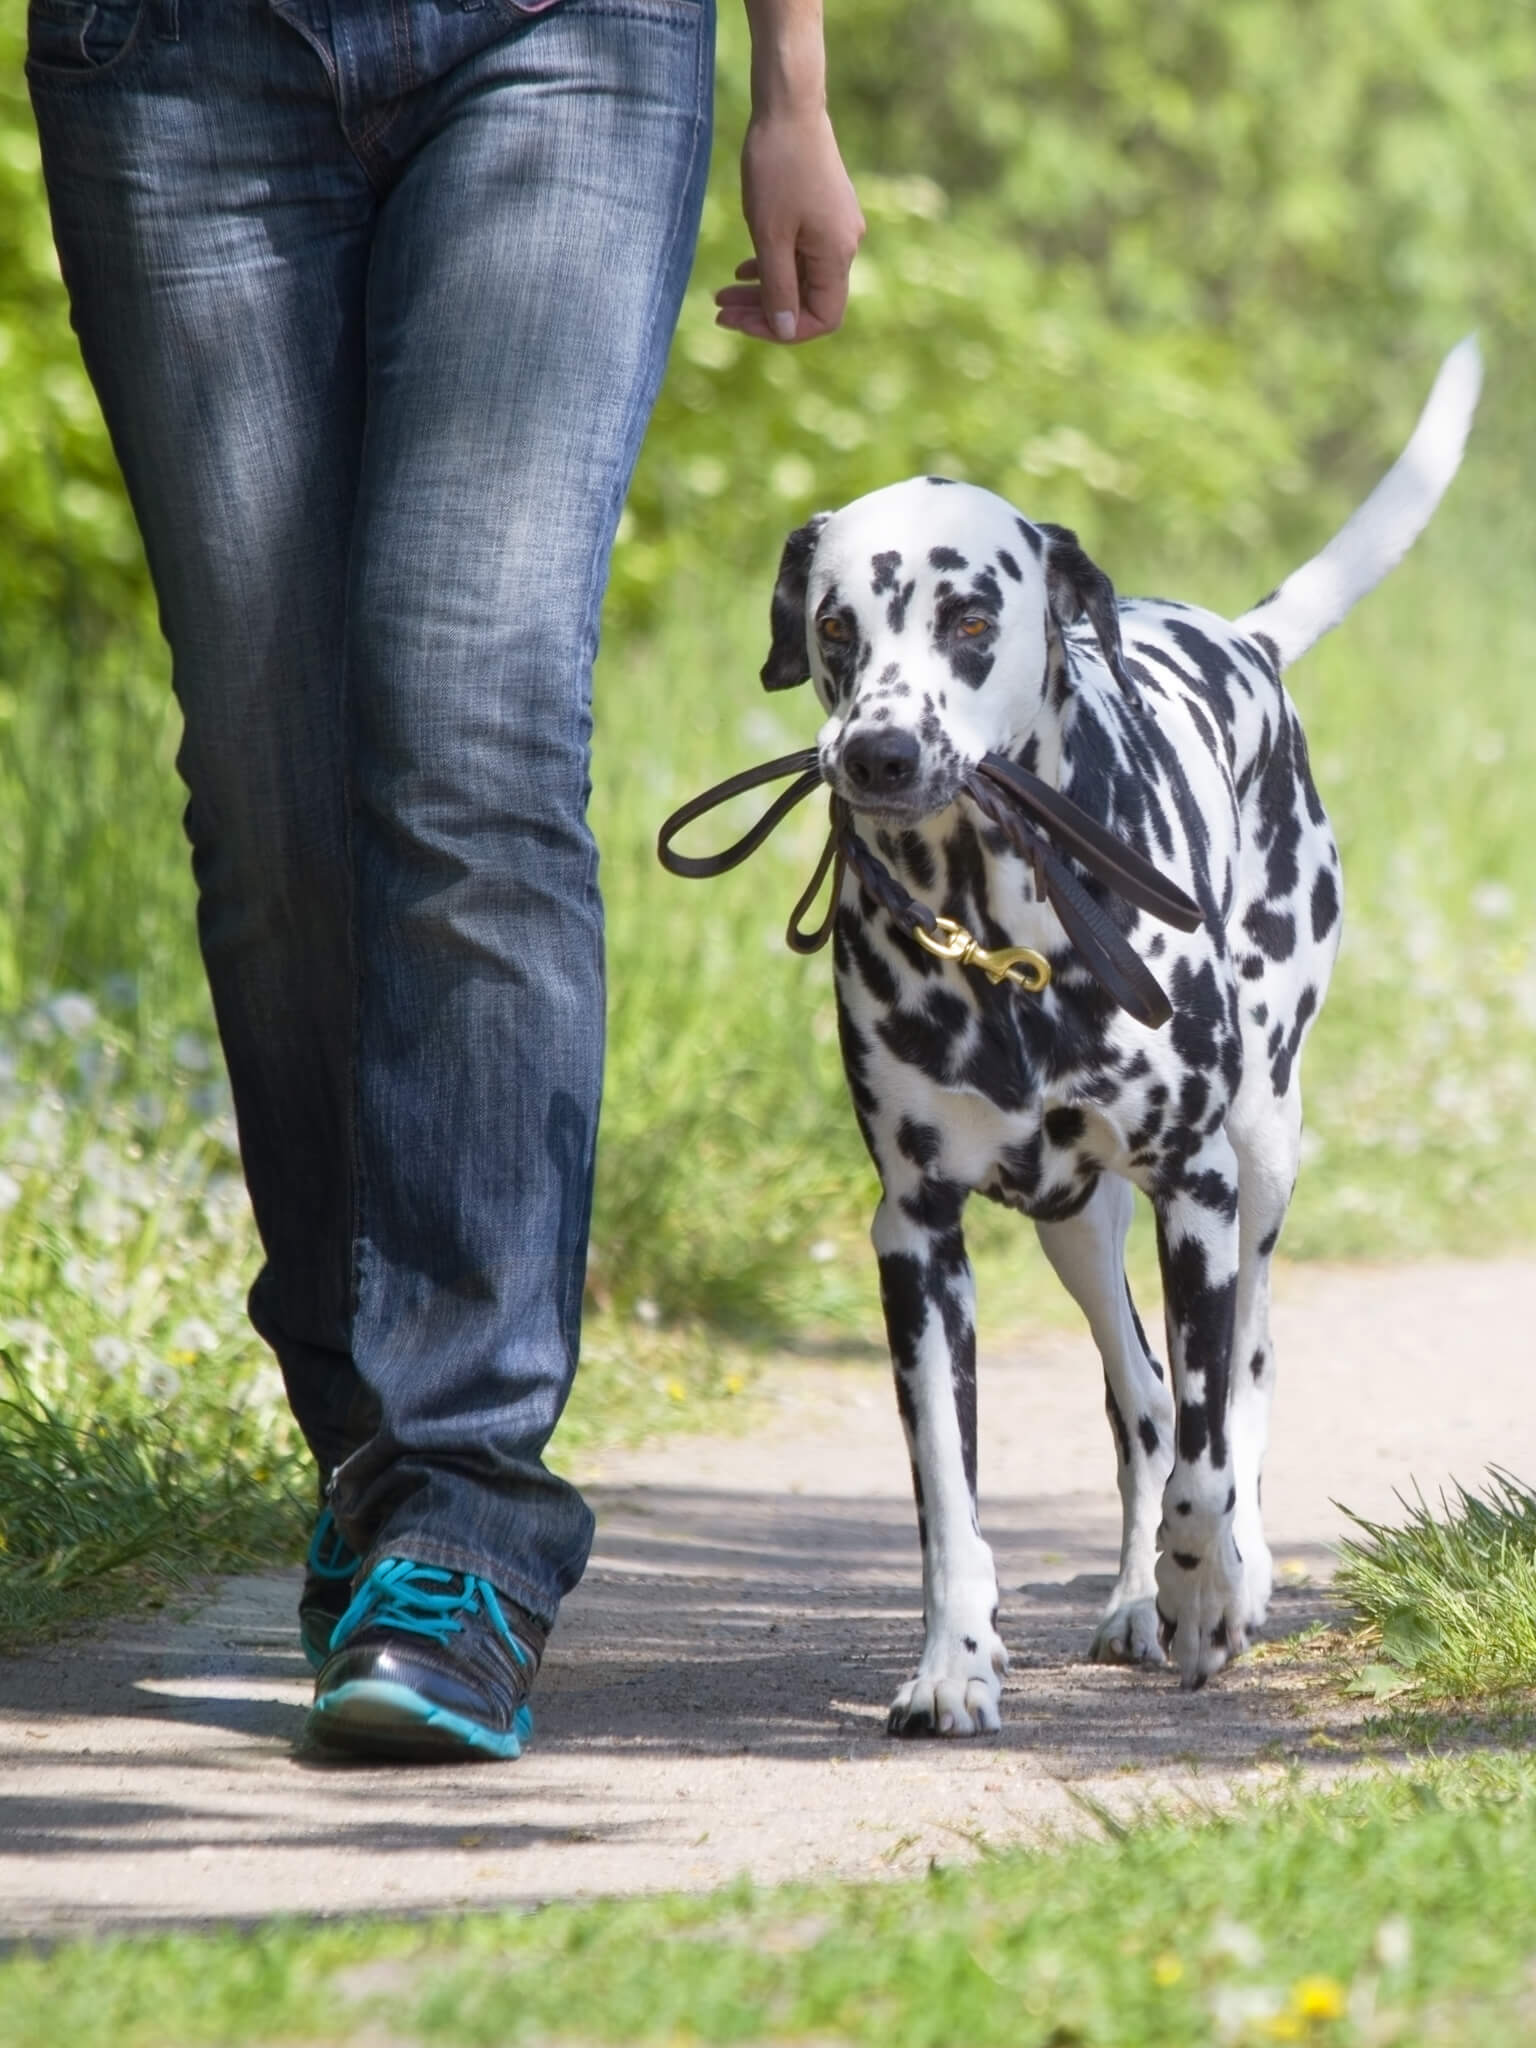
[1236,336,1482,670]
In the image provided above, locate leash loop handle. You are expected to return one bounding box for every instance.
[656,749,822,880]
[786,825,845,955]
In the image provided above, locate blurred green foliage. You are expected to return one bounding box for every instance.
[2,2,1534,637]
[619,0,1536,609]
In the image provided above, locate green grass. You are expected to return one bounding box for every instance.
[1336,1471,1536,1703]
[4,1755,1536,2045]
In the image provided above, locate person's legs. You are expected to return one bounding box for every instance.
[325,0,715,1628]
[31,0,716,1685]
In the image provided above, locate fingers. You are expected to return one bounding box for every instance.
[751,235,802,342]
[712,242,860,343]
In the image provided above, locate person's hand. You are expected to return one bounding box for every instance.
[714,104,864,343]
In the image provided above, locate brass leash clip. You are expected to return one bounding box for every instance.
[912,915,1051,992]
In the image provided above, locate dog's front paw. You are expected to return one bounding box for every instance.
[1090,1594,1166,1666]
[887,1624,1008,1737]
[1155,1500,1247,1689]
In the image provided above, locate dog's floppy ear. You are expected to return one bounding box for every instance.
[760,513,829,691]
[1038,522,1130,689]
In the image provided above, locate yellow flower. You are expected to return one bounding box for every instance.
[1291,1975,1347,2022]
[723,1371,745,1396]
[664,1376,687,1402]
[1152,1953,1184,1987]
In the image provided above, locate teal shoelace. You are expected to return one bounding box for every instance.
[330,1556,530,1663]
[306,1505,360,1581]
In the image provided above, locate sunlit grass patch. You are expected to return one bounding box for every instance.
[1337,1470,1536,1703]
[0,1371,307,1642]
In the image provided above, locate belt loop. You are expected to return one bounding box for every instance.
[154,0,181,43]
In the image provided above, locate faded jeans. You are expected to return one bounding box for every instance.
[29,0,714,1628]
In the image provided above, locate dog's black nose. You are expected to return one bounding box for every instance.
[842,727,920,798]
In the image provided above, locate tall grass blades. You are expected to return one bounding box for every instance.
[1337,1471,1536,1699]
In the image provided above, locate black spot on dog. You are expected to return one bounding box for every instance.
[929,546,967,572]
[1138,1414,1160,1456]
[896,831,937,890]
[896,1117,941,1170]
[925,475,957,487]
[997,549,1022,583]
[835,907,897,1007]
[963,1636,978,1654]
[1310,864,1340,942]
[887,579,916,634]
[1186,1170,1239,1221]
[1014,517,1043,559]
[1257,1225,1279,1257]
[1269,982,1318,1097]
[1043,1105,1087,1147]
[878,1251,927,1380]
[1250,1348,1265,1380]
[1105,1380,1132,1464]
[870,550,902,595]
[1177,1404,1210,1463]
[901,1176,966,1233]
[1243,901,1296,961]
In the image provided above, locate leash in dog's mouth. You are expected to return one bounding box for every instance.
[655,748,1202,1030]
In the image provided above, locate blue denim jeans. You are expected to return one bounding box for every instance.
[29,0,714,1629]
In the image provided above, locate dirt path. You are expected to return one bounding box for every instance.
[2,1258,1533,1940]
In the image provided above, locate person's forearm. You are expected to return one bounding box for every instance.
[742,0,828,116]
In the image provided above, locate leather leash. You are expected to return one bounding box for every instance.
[656,747,1202,1031]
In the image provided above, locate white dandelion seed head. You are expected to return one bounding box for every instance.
[169,1316,218,1356]
[90,1334,133,1378]
[137,1360,182,1404]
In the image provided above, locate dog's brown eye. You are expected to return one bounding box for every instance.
[818,616,850,644]
[958,615,993,638]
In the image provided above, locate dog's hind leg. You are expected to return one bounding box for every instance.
[874,1181,1008,1737]
[1036,1176,1174,1665]
[1224,1079,1304,1635]
[1150,1132,1248,1688]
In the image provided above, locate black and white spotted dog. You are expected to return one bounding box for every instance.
[760,341,1480,1731]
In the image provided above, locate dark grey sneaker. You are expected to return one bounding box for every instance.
[299,1505,361,1671]
[305,1557,540,1761]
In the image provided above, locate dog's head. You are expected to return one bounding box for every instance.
[761,478,1128,822]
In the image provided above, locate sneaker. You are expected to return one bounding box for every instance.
[298,1505,361,1672]
[305,1556,539,1761]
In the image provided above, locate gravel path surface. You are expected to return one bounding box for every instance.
[2,1258,1532,1939]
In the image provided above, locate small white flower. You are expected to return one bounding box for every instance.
[4,1318,55,1361]
[48,992,98,1039]
[1374,1916,1412,1970]
[91,1335,133,1378]
[1206,1917,1264,1967]
[633,1297,661,1327]
[808,1239,839,1265]
[169,1316,218,1356]
[1469,880,1515,922]
[137,1360,182,1404]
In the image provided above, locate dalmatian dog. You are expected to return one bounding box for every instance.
[759,341,1480,1730]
